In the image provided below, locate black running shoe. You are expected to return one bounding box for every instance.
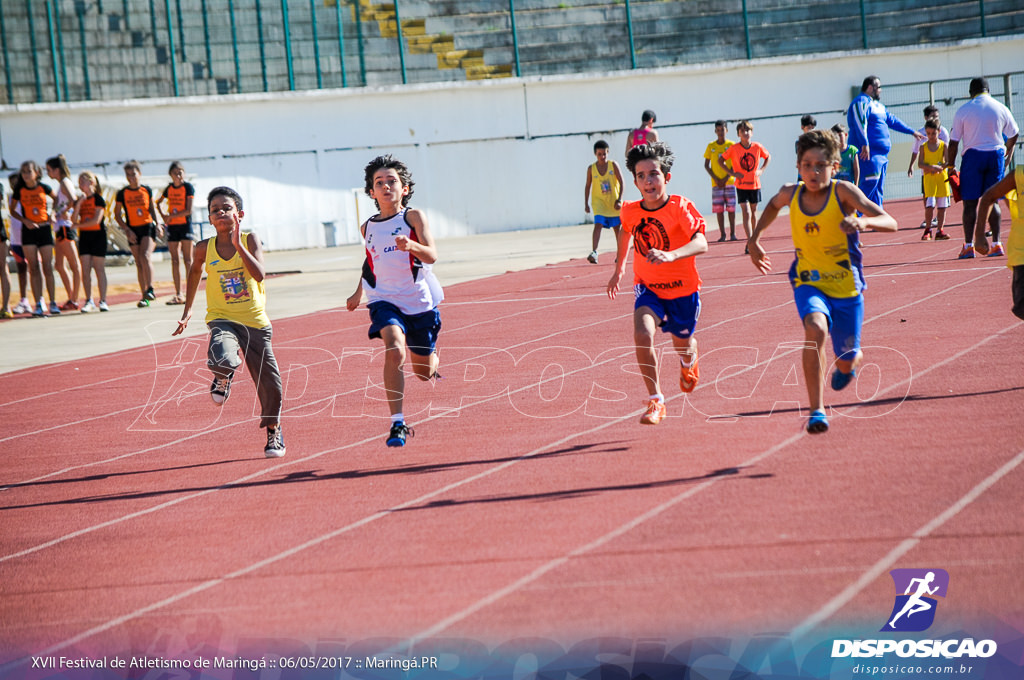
[386,422,413,447]
[264,426,286,458]
[210,376,232,405]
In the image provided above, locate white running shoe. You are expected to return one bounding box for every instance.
[98,301,110,312]
[81,300,98,313]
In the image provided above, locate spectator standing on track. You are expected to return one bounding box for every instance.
[0,181,9,318]
[114,160,162,307]
[974,166,1024,320]
[831,123,860,186]
[718,120,771,249]
[626,110,659,157]
[946,77,1020,260]
[6,173,31,315]
[583,139,624,264]
[703,120,737,242]
[346,155,443,448]
[747,130,897,434]
[607,142,709,426]
[173,186,286,459]
[45,155,83,311]
[907,105,949,229]
[917,119,952,242]
[846,75,924,207]
[13,161,61,317]
[72,171,110,313]
[157,161,196,305]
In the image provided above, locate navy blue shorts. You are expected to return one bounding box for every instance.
[634,285,701,339]
[959,148,1005,201]
[793,284,863,361]
[368,301,441,356]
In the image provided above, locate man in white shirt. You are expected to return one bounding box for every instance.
[946,77,1020,259]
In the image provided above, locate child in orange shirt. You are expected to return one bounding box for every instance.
[607,142,709,425]
[719,120,771,248]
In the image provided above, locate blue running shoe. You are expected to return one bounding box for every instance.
[806,409,829,434]
[831,368,856,391]
[386,422,413,447]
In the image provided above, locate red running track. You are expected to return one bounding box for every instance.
[1,199,1022,670]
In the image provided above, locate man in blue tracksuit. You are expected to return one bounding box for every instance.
[847,75,924,207]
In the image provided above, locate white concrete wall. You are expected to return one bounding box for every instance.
[2,35,1021,250]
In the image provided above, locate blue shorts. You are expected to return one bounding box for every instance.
[594,214,621,229]
[367,301,441,356]
[959,148,1005,201]
[634,285,701,339]
[793,285,863,361]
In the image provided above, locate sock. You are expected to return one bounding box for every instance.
[965,241,973,247]
[649,394,664,403]
[391,412,404,425]
[680,356,693,368]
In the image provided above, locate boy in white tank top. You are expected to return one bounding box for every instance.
[347,155,442,448]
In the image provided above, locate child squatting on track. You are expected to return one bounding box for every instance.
[747,129,897,434]
[607,142,709,426]
[172,186,286,459]
[347,155,443,448]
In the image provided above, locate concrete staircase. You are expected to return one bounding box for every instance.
[1,0,1022,105]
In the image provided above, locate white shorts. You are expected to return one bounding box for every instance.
[925,196,950,209]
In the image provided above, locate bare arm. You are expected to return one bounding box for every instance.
[975,174,1015,255]
[235,221,266,282]
[612,162,624,205]
[584,167,592,213]
[1005,134,1019,166]
[398,208,438,264]
[173,238,208,335]
[836,181,898,233]
[747,185,796,274]
[907,152,919,177]
[945,140,960,168]
[606,227,633,300]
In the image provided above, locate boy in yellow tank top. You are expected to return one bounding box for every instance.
[172,186,285,458]
[975,166,1024,320]
[748,130,897,434]
[583,140,623,264]
[917,119,952,241]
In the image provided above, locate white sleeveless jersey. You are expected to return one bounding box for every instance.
[361,209,443,315]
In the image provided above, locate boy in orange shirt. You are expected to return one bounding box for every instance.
[607,142,709,425]
[719,120,771,248]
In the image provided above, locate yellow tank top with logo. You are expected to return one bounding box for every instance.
[788,181,865,299]
[204,233,270,328]
[590,162,622,218]
[921,141,950,198]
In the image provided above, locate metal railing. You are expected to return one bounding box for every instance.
[0,0,1020,105]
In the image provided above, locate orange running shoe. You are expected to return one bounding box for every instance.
[680,354,700,393]
[640,399,667,425]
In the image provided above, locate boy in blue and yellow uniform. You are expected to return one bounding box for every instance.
[975,166,1024,320]
[173,186,285,458]
[748,130,897,434]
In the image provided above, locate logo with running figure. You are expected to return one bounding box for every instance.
[882,568,949,632]
[633,216,669,256]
